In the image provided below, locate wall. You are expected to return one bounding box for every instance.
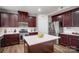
[63,27,79,34]
[0,27,37,34]
[37,14,48,34]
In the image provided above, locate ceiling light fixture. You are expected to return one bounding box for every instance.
[38,8,41,12]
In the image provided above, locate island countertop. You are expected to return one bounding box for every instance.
[23,34,60,46]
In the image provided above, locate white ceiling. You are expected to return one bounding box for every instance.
[1,6,78,16]
[1,6,59,15]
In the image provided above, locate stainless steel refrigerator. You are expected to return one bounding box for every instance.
[49,21,63,44]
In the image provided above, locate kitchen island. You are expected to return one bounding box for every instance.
[23,34,60,53]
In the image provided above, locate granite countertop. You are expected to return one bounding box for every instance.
[0,31,38,37]
[23,34,60,46]
[0,32,19,37]
[60,33,79,36]
[0,33,4,37]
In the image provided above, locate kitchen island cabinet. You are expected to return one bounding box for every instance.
[23,34,60,53]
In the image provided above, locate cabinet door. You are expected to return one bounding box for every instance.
[28,17,36,27]
[10,14,18,27]
[18,11,28,22]
[52,16,57,22]
[1,13,10,27]
[63,11,72,27]
[72,9,79,27]
[57,15,63,21]
[69,36,78,48]
[59,34,69,46]
[32,19,36,27]
[4,34,19,47]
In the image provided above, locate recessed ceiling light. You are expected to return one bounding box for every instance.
[38,8,41,12]
[60,6,64,9]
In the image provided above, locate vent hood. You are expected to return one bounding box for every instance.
[18,22,28,27]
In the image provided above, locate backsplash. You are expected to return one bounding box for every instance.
[63,27,79,33]
[0,27,37,34]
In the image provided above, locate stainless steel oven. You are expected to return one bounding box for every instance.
[19,29,29,40]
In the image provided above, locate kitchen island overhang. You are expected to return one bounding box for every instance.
[23,34,60,53]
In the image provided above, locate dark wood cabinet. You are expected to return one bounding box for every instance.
[63,11,72,27]
[9,14,18,27]
[59,34,79,49]
[28,16,36,27]
[69,35,79,48]
[29,32,38,35]
[72,9,79,27]
[1,13,10,27]
[52,16,58,22]
[59,34,70,46]
[24,40,54,53]
[52,12,73,27]
[18,12,37,27]
[57,15,63,22]
[0,13,19,27]
[18,11,29,22]
[1,34,20,47]
[51,8,79,27]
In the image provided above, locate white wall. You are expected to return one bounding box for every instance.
[37,14,48,34]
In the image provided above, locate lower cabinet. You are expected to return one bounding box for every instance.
[59,34,70,46]
[59,34,79,49]
[69,35,79,48]
[29,32,38,35]
[1,34,20,47]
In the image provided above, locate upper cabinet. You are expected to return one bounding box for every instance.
[0,10,37,27]
[18,11,29,22]
[52,16,58,21]
[28,16,36,27]
[51,8,79,27]
[57,15,63,21]
[52,14,63,22]
[0,13,10,27]
[63,11,72,27]
[0,12,18,27]
[72,8,79,27]
[18,11,37,27]
[9,14,18,27]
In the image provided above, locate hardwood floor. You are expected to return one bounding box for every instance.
[1,40,25,53]
[54,45,78,53]
[0,41,78,53]
[2,44,24,53]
